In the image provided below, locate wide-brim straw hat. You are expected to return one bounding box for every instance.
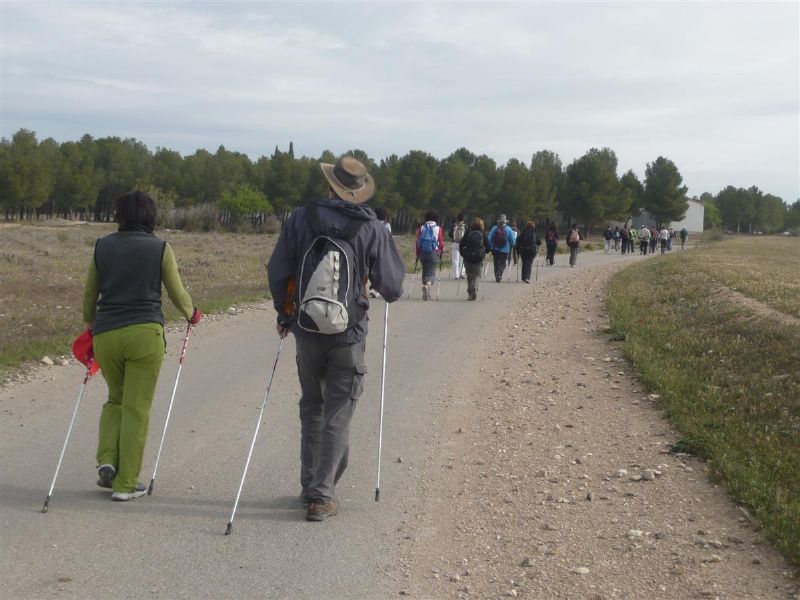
[498,214,508,225]
[320,156,376,204]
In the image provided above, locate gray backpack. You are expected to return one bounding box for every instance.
[296,204,367,334]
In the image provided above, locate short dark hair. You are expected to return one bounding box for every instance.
[116,191,156,232]
[424,209,439,222]
[374,207,387,221]
[456,212,464,221]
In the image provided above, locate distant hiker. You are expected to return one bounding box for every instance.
[680,226,688,249]
[415,209,444,301]
[449,212,467,279]
[613,226,621,251]
[515,220,542,283]
[459,217,489,300]
[370,207,392,297]
[649,226,658,254]
[267,155,405,521]
[544,222,559,266]
[659,226,669,254]
[621,226,629,255]
[628,226,638,254]
[510,221,521,267]
[603,226,613,254]
[668,227,675,251]
[82,191,202,501]
[639,225,651,255]
[487,214,516,282]
[567,223,582,267]
[374,207,391,234]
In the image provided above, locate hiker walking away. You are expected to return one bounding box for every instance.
[628,225,638,254]
[487,214,516,282]
[649,226,658,254]
[82,191,201,501]
[659,225,669,254]
[668,227,675,251]
[613,226,621,252]
[267,156,405,522]
[459,217,489,300]
[516,220,541,283]
[603,226,613,254]
[680,226,688,249]
[639,225,651,255]
[449,212,467,279]
[369,207,392,298]
[544,222,559,266]
[567,223,581,267]
[620,226,629,255]
[509,221,521,268]
[415,210,444,301]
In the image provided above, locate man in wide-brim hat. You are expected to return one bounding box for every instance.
[267,155,405,522]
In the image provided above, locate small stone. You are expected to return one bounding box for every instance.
[520,558,534,567]
[752,558,762,565]
[397,457,403,463]
[586,491,594,501]
[57,577,72,583]
[507,590,518,597]
[57,358,69,366]
[626,529,644,539]
[616,469,628,478]
[571,566,590,575]
[640,469,656,481]
[41,356,54,366]
[449,574,461,582]
[702,554,722,563]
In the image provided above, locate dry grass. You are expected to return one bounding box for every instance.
[0,223,275,376]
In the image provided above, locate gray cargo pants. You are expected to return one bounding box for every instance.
[295,336,367,503]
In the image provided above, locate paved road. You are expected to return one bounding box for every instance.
[0,248,647,599]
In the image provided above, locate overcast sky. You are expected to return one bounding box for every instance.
[2,2,798,201]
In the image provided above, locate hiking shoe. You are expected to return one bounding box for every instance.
[111,483,147,501]
[97,464,116,489]
[306,500,337,521]
[422,286,429,301]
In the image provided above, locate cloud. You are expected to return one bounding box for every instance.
[2,2,797,200]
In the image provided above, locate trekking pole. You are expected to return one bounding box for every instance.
[456,272,462,297]
[535,258,539,282]
[225,332,285,535]
[481,259,486,301]
[375,302,389,501]
[436,251,443,301]
[148,322,193,496]
[42,362,97,513]
[406,257,419,299]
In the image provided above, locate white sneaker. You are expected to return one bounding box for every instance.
[111,483,147,501]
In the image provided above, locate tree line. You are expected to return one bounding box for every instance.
[1,128,797,234]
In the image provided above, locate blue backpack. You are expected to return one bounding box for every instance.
[418,224,438,253]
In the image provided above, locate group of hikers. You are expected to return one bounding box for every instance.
[67,154,689,527]
[410,213,587,301]
[603,224,688,255]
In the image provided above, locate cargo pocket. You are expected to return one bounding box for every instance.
[350,363,367,401]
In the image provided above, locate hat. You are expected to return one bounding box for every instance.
[498,214,508,225]
[320,156,375,204]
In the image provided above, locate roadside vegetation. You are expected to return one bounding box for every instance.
[607,236,800,565]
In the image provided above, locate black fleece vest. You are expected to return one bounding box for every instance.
[92,231,166,335]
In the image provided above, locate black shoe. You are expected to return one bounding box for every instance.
[306,500,338,521]
[97,464,116,489]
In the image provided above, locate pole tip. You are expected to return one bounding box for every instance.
[147,480,154,496]
[374,488,380,502]
[225,522,233,536]
[42,497,50,513]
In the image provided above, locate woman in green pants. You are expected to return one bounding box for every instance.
[82,191,201,501]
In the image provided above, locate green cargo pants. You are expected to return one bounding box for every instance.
[93,323,165,493]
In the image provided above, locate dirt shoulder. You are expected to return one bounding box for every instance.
[403,261,798,600]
